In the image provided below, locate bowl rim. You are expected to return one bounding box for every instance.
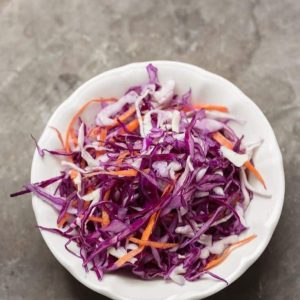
[31,60,285,300]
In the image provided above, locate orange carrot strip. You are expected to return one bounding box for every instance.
[244,161,266,189]
[70,128,78,149]
[83,201,90,209]
[115,247,144,267]
[50,126,65,149]
[57,213,71,228]
[205,234,256,270]
[125,118,140,132]
[116,105,136,124]
[194,104,228,112]
[141,212,158,241]
[104,105,137,129]
[119,119,140,134]
[88,216,103,223]
[88,126,101,138]
[108,169,138,177]
[102,190,111,227]
[69,169,79,180]
[212,132,234,149]
[115,212,158,267]
[85,169,138,178]
[116,151,130,164]
[128,237,177,249]
[65,98,116,153]
[99,128,107,144]
[95,150,106,158]
[212,132,266,188]
[183,104,229,113]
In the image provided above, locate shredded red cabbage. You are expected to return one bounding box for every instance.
[11,64,269,285]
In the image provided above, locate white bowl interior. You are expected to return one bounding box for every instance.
[31,61,284,300]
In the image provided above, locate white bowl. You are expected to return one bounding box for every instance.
[31,61,285,300]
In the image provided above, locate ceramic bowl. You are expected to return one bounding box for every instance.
[31,61,285,300]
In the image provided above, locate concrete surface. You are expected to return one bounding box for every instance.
[1,0,299,299]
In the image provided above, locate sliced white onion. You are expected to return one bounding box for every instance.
[82,188,101,202]
[136,85,156,137]
[205,110,246,124]
[186,155,194,171]
[179,207,188,216]
[240,169,250,208]
[174,133,185,141]
[200,235,238,259]
[97,153,109,163]
[198,234,212,247]
[168,161,182,180]
[195,118,224,132]
[194,191,209,198]
[96,91,138,126]
[211,213,233,227]
[77,122,85,149]
[196,167,208,182]
[240,168,272,197]
[169,264,186,285]
[81,149,98,167]
[199,247,210,259]
[153,80,175,105]
[214,169,223,176]
[62,161,87,174]
[175,225,194,238]
[171,110,181,133]
[236,204,247,227]
[213,186,225,196]
[152,161,169,177]
[220,146,249,167]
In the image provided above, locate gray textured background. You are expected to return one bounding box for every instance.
[1,0,299,299]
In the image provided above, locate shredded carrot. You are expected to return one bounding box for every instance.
[183,104,229,113]
[205,234,257,270]
[70,169,79,180]
[105,169,138,177]
[65,98,116,153]
[244,161,266,189]
[141,212,158,240]
[116,151,130,164]
[128,237,177,249]
[88,216,103,223]
[115,212,158,268]
[101,190,111,227]
[212,132,266,188]
[108,169,138,177]
[99,128,107,145]
[212,132,234,149]
[57,213,71,228]
[116,105,136,124]
[162,183,174,197]
[95,150,106,158]
[119,118,140,134]
[50,126,65,149]
[70,128,78,149]
[83,201,90,209]
[115,247,144,267]
[103,105,137,130]
[88,126,101,138]
[85,169,138,178]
